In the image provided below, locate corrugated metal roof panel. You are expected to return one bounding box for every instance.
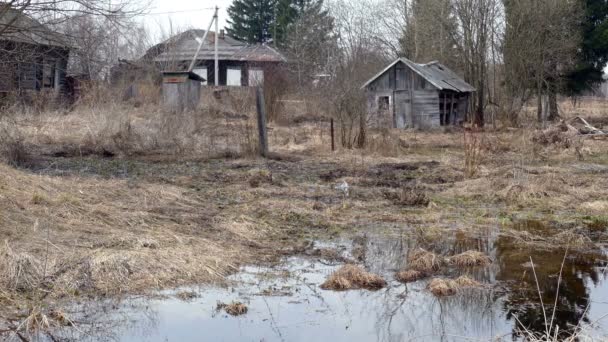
[362,57,475,93]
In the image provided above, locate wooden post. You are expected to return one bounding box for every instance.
[330,118,335,151]
[255,86,268,157]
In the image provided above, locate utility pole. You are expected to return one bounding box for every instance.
[214,6,219,86]
[188,7,219,73]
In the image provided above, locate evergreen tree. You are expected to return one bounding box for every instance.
[227,0,277,44]
[227,0,326,46]
[565,0,608,95]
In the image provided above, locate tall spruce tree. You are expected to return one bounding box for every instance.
[227,0,326,46]
[565,0,608,96]
[227,0,277,43]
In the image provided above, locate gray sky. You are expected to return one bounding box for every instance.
[141,0,233,43]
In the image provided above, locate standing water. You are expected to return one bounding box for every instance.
[47,221,608,341]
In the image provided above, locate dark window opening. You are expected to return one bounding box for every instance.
[42,59,56,88]
[440,93,458,126]
[378,96,390,113]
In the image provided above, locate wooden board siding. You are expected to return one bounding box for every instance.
[412,89,440,129]
[0,42,69,95]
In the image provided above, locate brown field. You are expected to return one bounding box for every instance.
[0,96,607,332]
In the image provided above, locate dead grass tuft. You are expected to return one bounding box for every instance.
[449,250,492,267]
[384,185,430,207]
[454,275,482,287]
[217,301,248,316]
[0,244,43,292]
[320,265,386,291]
[408,249,445,272]
[428,276,482,296]
[176,290,199,301]
[395,269,427,283]
[428,278,458,296]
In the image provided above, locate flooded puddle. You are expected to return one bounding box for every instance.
[45,221,608,341]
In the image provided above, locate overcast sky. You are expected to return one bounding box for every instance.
[140,0,233,43]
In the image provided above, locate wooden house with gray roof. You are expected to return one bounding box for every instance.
[362,58,475,129]
[142,29,286,87]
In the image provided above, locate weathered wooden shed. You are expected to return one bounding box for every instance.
[362,58,475,129]
[161,71,205,112]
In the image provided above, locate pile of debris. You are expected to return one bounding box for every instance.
[533,117,606,148]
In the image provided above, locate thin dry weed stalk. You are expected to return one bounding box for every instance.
[463,130,485,178]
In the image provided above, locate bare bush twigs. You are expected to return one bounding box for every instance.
[463,130,485,178]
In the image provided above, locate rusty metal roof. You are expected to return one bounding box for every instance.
[362,57,475,92]
[150,29,286,64]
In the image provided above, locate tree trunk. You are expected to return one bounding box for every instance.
[547,86,559,121]
[474,79,484,127]
[537,81,543,123]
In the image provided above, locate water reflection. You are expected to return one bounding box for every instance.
[11,220,608,342]
[495,220,607,340]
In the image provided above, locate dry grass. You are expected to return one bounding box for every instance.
[454,275,482,287]
[449,250,492,267]
[408,249,445,272]
[395,269,427,283]
[0,97,607,332]
[175,290,199,301]
[384,185,430,207]
[320,265,387,291]
[428,278,458,296]
[217,301,248,316]
[428,276,482,296]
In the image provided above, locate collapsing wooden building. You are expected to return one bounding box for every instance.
[0,7,70,97]
[362,58,475,129]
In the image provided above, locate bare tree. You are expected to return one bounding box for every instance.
[326,0,388,148]
[503,0,582,124]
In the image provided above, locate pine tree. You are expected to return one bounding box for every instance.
[565,0,608,96]
[227,0,277,44]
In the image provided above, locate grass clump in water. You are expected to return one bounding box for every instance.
[408,249,444,272]
[428,276,482,296]
[217,301,248,316]
[320,265,386,291]
[449,250,492,267]
[395,269,427,283]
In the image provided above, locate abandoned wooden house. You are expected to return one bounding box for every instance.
[142,29,286,87]
[362,58,475,129]
[0,7,70,97]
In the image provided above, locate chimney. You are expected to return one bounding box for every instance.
[219,29,225,40]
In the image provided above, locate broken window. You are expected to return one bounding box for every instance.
[378,96,390,113]
[42,59,55,88]
[192,68,208,85]
[248,68,264,86]
[227,67,241,86]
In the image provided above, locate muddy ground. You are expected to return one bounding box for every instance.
[0,103,607,340]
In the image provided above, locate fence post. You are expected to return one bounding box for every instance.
[330,118,335,152]
[255,86,268,157]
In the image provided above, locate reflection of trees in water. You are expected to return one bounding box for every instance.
[359,229,510,341]
[495,234,605,340]
[51,298,160,342]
